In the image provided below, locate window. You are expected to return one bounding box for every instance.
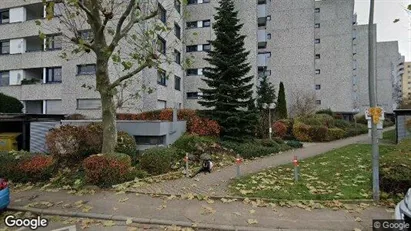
[187,0,197,4]
[203,44,211,52]
[316,100,321,105]
[175,0,181,14]
[79,30,93,40]
[158,3,166,24]
[174,23,181,39]
[267,33,271,39]
[0,71,9,86]
[0,10,9,24]
[174,76,181,91]
[157,36,166,55]
[315,84,321,90]
[45,100,62,114]
[315,39,320,44]
[134,135,165,145]
[186,45,198,52]
[0,41,10,54]
[187,92,200,99]
[157,70,167,86]
[315,8,320,13]
[315,69,320,74]
[174,50,181,64]
[203,20,211,27]
[77,99,101,110]
[187,69,201,76]
[186,21,197,28]
[315,23,320,28]
[46,34,63,50]
[77,64,96,75]
[157,100,166,109]
[46,67,62,83]
[315,54,320,59]
[47,2,64,17]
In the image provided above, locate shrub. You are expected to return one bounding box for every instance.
[139,147,181,175]
[327,128,347,141]
[272,121,287,138]
[344,125,368,137]
[272,137,285,144]
[406,119,411,131]
[293,123,311,142]
[0,93,23,113]
[286,140,303,148]
[316,108,334,116]
[14,154,56,182]
[308,126,328,142]
[278,119,294,140]
[46,125,83,161]
[172,134,216,154]
[380,139,411,195]
[220,141,280,159]
[355,114,367,125]
[334,119,351,129]
[190,117,220,137]
[383,119,394,127]
[116,131,138,157]
[258,139,281,148]
[0,151,23,178]
[314,114,335,128]
[83,153,132,187]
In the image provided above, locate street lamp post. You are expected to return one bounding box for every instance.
[263,103,276,140]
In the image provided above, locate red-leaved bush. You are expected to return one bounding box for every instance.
[117,109,220,137]
[82,153,132,187]
[14,155,56,182]
[272,121,287,138]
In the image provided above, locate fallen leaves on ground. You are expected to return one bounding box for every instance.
[126,218,133,225]
[102,220,116,227]
[247,219,258,225]
[118,197,129,203]
[201,205,216,215]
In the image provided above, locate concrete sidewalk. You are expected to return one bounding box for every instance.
[7,190,394,231]
[128,128,394,196]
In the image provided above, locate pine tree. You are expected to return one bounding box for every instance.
[198,0,258,141]
[276,82,288,119]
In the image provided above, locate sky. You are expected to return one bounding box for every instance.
[354,0,410,61]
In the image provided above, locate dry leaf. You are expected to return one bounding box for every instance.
[355,217,362,222]
[118,197,129,203]
[126,218,133,225]
[102,220,116,227]
[233,212,241,216]
[247,219,258,225]
[249,209,256,214]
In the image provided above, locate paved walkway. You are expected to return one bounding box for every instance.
[130,128,394,196]
[7,190,393,231]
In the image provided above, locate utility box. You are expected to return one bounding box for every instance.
[0,133,21,152]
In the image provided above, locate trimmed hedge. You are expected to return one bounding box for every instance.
[0,151,56,182]
[308,126,328,142]
[327,128,346,140]
[83,153,133,187]
[220,141,280,159]
[139,147,182,175]
[380,139,411,195]
[334,119,351,129]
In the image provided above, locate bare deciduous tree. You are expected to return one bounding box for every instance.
[289,91,317,118]
[36,0,181,153]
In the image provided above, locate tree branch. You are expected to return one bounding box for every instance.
[110,0,136,46]
[77,1,96,22]
[109,62,150,90]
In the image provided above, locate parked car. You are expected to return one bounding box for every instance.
[0,178,10,212]
[395,188,411,225]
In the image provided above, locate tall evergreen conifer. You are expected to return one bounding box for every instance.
[198,0,258,140]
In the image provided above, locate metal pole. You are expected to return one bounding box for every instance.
[368,0,380,202]
[236,154,240,179]
[185,153,189,178]
[293,156,299,182]
[268,107,272,140]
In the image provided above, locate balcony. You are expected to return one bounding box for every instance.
[258,53,269,67]
[257,5,267,26]
[258,30,267,48]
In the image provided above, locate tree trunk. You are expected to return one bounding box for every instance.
[100,91,117,154]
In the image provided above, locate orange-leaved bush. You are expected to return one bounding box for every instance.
[293,122,312,142]
[272,121,287,138]
[82,153,132,187]
[14,154,56,182]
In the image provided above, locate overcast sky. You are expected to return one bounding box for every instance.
[355,0,410,61]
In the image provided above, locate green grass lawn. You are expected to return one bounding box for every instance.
[382,129,396,144]
[229,144,397,200]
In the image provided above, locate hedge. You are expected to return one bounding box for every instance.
[0,93,23,113]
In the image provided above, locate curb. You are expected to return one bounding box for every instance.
[7,206,294,231]
[122,189,375,205]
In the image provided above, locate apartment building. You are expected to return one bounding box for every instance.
[0,0,185,118]
[402,62,411,103]
[183,0,258,109]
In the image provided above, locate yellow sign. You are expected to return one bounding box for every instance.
[369,107,383,125]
